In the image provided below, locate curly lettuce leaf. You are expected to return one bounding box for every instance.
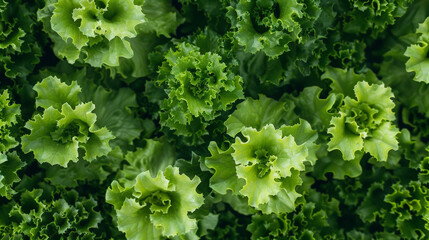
[206,123,313,213]
[322,67,380,98]
[224,94,298,137]
[0,0,41,78]
[328,111,365,160]
[39,0,145,67]
[328,81,399,162]
[21,103,114,167]
[0,89,20,129]
[119,138,176,181]
[227,0,304,57]
[405,16,429,83]
[106,166,204,239]
[257,169,302,214]
[0,152,24,199]
[294,86,340,131]
[384,181,429,238]
[157,42,243,140]
[279,119,319,165]
[4,188,103,239]
[0,90,20,154]
[34,76,81,110]
[204,142,246,195]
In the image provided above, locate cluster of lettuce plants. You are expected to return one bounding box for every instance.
[1,0,429,239]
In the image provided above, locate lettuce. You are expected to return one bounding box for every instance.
[38,0,144,67]
[405,16,429,83]
[0,0,42,78]
[155,42,244,142]
[205,120,317,214]
[0,90,20,154]
[2,1,429,239]
[106,166,204,239]
[21,77,114,167]
[327,80,399,162]
[227,0,304,58]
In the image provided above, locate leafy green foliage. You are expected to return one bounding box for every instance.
[0,90,20,154]
[106,166,204,239]
[2,0,429,239]
[227,0,304,58]
[0,0,42,78]
[405,16,429,83]
[155,42,244,142]
[0,186,105,239]
[22,77,115,167]
[327,80,399,162]
[38,0,144,67]
[225,94,298,137]
[0,152,24,199]
[22,102,114,167]
[205,121,317,214]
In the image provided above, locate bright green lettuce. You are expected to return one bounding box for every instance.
[106,166,204,239]
[231,125,305,210]
[205,123,316,214]
[21,102,114,167]
[327,81,399,162]
[0,1,428,239]
[405,16,429,83]
[224,94,298,137]
[34,76,81,110]
[38,0,144,67]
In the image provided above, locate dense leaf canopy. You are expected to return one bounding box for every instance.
[1,0,429,239]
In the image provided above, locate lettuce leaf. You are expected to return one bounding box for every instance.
[327,81,399,162]
[156,42,244,141]
[106,166,204,239]
[22,103,114,167]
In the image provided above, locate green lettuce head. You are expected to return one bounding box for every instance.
[38,0,145,67]
[21,102,114,167]
[106,166,204,239]
[328,81,399,162]
[157,42,244,141]
[206,123,317,214]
